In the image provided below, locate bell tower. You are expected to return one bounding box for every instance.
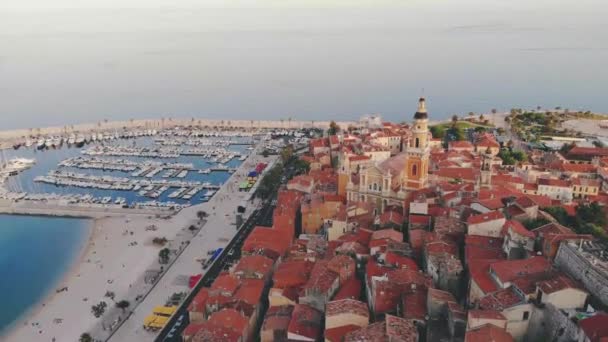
[480,146,493,188]
[404,98,430,190]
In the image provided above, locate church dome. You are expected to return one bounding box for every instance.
[414,97,428,120]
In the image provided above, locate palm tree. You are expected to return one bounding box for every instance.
[451,115,459,123]
[491,108,497,114]
[104,291,115,302]
[479,114,485,121]
[80,333,93,342]
[159,248,170,264]
[116,300,130,312]
[468,112,475,118]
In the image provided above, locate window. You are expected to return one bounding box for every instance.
[523,311,529,320]
[373,183,377,191]
[415,137,420,148]
[412,164,418,176]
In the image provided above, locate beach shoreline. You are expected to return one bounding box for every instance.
[0,217,94,340]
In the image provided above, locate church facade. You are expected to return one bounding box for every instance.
[346,98,431,213]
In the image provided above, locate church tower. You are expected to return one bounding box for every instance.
[480,146,493,188]
[403,98,430,190]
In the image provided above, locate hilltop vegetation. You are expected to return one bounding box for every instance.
[506,108,608,142]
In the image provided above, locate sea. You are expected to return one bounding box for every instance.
[1,1,607,130]
[0,214,91,335]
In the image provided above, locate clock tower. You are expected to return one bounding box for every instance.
[403,98,430,190]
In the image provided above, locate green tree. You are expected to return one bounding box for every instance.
[560,142,576,155]
[91,301,107,318]
[522,217,550,230]
[104,291,115,302]
[328,121,340,136]
[294,159,310,175]
[80,333,93,342]
[451,115,459,123]
[116,300,130,312]
[280,146,294,163]
[429,125,445,139]
[158,248,170,264]
[511,150,527,162]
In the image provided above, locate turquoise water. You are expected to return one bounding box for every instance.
[2,137,246,205]
[0,215,90,335]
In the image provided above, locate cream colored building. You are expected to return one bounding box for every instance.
[346,98,431,212]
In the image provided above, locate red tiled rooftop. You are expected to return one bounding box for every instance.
[515,195,537,208]
[467,210,505,225]
[262,305,294,332]
[191,322,241,342]
[538,177,571,187]
[465,324,514,342]
[385,251,419,271]
[468,309,507,321]
[233,278,265,306]
[207,308,248,335]
[326,299,369,318]
[476,198,505,210]
[287,304,323,340]
[325,325,363,342]
[333,276,362,301]
[188,288,209,313]
[479,286,525,311]
[210,273,240,295]
[304,260,339,293]
[538,273,585,294]
[402,289,427,321]
[272,260,313,289]
[183,322,205,338]
[504,220,534,239]
[449,140,474,148]
[532,222,573,236]
[242,225,291,258]
[435,167,479,181]
[567,146,608,158]
[579,312,608,342]
[371,229,403,243]
[233,255,274,278]
[409,214,432,225]
[469,259,500,294]
[490,256,550,283]
[379,210,405,226]
[345,316,417,342]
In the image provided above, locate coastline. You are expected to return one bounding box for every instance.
[0,216,93,340]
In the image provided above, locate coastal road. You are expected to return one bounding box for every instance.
[107,152,276,342]
[155,157,292,342]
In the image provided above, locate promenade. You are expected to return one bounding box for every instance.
[0,200,173,218]
[107,151,275,341]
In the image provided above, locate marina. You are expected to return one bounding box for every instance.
[0,130,258,208]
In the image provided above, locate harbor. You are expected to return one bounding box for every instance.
[0,128,263,210]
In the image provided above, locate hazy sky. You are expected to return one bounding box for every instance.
[1,0,607,129]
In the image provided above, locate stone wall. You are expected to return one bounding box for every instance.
[554,243,608,306]
[527,303,582,342]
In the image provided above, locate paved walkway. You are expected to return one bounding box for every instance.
[107,151,275,342]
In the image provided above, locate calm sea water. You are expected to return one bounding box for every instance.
[0,1,607,130]
[0,214,90,335]
[2,137,246,205]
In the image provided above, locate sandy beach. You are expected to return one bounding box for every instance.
[3,213,189,342]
